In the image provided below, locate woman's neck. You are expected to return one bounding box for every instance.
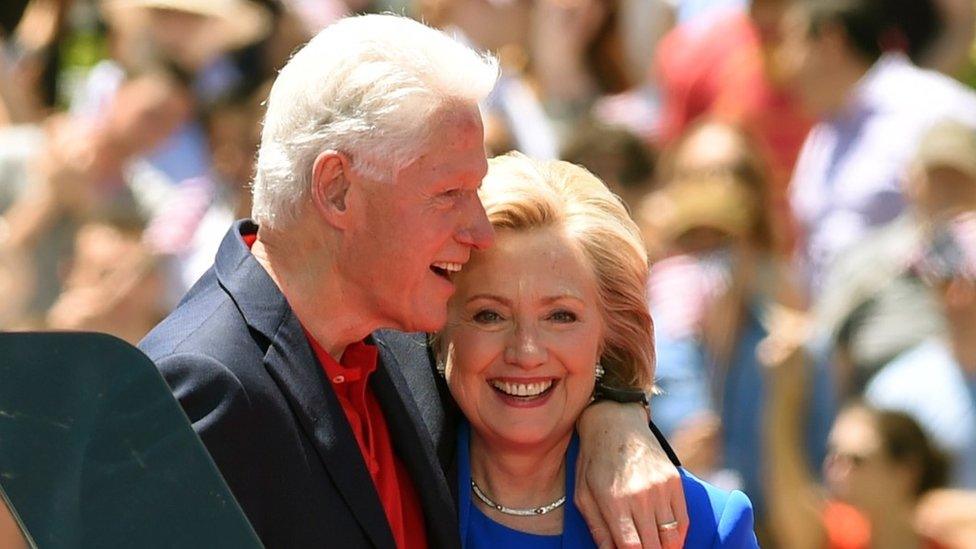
[866,502,920,549]
[468,431,572,535]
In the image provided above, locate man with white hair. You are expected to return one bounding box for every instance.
[140,14,687,549]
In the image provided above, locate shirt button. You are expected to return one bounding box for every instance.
[333,375,345,383]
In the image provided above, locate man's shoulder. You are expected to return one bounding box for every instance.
[140,270,254,365]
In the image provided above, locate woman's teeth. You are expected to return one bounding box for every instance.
[490,380,554,397]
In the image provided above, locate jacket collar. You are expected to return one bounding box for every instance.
[373,330,460,548]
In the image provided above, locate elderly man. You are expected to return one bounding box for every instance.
[140,14,686,549]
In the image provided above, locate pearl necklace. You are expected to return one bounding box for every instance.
[470,479,566,517]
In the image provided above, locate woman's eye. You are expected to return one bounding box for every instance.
[548,310,578,323]
[473,309,503,323]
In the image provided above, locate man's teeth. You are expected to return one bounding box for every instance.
[490,380,554,397]
[432,261,463,273]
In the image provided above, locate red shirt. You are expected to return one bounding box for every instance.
[242,232,427,548]
[306,336,428,549]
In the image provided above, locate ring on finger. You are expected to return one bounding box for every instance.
[657,520,680,532]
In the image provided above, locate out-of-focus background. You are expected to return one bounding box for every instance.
[1,0,975,546]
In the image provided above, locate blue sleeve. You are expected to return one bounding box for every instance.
[680,470,759,548]
[714,490,759,548]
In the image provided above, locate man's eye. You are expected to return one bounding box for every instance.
[441,188,463,199]
[548,310,578,323]
[473,310,503,323]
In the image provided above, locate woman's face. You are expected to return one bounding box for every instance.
[441,226,605,450]
[823,408,912,509]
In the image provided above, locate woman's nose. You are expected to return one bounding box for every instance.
[504,325,547,369]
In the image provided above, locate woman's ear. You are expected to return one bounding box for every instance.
[310,150,353,228]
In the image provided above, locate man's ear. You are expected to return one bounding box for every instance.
[310,150,353,228]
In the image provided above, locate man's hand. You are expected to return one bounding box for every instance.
[576,401,688,549]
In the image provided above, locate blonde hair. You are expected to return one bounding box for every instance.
[479,153,654,391]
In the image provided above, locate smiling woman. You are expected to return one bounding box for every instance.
[435,153,760,548]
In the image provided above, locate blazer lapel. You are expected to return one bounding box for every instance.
[215,221,396,549]
[262,314,398,549]
[372,332,460,549]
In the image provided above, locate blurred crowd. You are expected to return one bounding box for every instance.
[1,0,976,546]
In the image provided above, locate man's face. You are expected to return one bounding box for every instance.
[340,105,494,333]
[777,7,837,115]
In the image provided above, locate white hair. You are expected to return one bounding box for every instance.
[251,14,499,228]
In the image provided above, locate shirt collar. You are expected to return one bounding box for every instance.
[305,331,379,385]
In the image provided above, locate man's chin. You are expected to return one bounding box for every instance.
[391,309,448,335]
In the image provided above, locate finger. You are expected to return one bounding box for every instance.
[607,511,651,549]
[645,486,682,549]
[634,506,667,549]
[575,484,613,548]
[591,492,650,549]
[669,477,690,548]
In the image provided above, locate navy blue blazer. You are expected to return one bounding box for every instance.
[139,220,461,548]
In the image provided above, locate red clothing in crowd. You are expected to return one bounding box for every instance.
[824,501,945,549]
[242,232,427,548]
[655,10,813,249]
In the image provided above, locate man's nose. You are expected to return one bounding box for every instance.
[456,197,495,250]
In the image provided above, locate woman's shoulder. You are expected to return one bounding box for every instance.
[679,468,759,548]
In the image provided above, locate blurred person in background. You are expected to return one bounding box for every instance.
[421,0,638,159]
[0,66,191,328]
[649,121,775,253]
[780,0,976,296]
[668,0,746,25]
[763,337,949,549]
[654,0,812,251]
[861,209,976,490]
[813,120,976,395]
[560,117,656,211]
[416,0,547,157]
[916,0,975,78]
[45,212,165,344]
[142,81,269,308]
[70,0,270,186]
[638,121,827,537]
[0,0,71,126]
